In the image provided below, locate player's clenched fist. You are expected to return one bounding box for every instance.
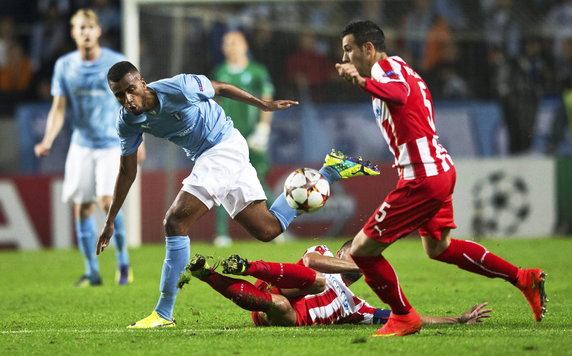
[335,63,366,87]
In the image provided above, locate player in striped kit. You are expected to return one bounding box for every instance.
[335,21,547,336]
[179,241,492,327]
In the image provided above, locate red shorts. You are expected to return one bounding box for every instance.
[250,280,312,327]
[363,167,457,243]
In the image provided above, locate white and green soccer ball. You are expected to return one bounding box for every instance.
[284,168,330,213]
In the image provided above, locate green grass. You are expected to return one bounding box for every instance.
[1,238,571,355]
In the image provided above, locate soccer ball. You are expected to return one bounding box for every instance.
[284,168,330,213]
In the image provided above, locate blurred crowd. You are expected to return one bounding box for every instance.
[1,0,572,154]
[0,0,120,115]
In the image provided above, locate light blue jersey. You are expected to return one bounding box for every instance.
[51,47,126,149]
[117,74,233,160]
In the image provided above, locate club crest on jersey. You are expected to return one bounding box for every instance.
[192,75,204,91]
[171,111,181,120]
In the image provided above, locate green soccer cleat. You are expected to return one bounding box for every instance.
[178,254,214,289]
[323,149,380,179]
[222,254,250,275]
[127,311,175,329]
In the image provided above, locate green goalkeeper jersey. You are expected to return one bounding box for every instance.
[212,61,275,137]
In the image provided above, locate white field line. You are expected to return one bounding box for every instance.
[0,328,241,335]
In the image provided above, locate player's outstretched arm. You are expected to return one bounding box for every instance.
[420,302,493,325]
[34,95,67,157]
[211,80,298,112]
[97,152,138,255]
[303,252,361,274]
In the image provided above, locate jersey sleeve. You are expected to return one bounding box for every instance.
[116,114,143,156]
[180,74,216,102]
[50,58,66,97]
[362,60,410,105]
[362,78,408,105]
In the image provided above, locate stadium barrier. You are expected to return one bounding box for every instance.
[0,156,565,250]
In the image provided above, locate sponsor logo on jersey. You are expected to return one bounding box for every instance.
[171,111,181,120]
[177,123,196,136]
[383,70,399,80]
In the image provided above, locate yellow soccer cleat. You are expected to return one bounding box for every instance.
[127,311,176,328]
[323,149,380,179]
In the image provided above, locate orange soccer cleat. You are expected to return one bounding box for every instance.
[516,268,548,322]
[372,309,422,337]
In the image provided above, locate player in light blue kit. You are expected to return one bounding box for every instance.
[97,61,380,328]
[35,9,136,287]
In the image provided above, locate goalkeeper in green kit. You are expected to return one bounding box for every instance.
[212,31,276,247]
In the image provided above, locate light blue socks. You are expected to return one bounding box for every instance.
[154,235,190,320]
[113,210,129,266]
[75,216,99,278]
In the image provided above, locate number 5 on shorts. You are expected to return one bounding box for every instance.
[373,202,391,236]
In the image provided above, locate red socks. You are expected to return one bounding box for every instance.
[203,273,272,311]
[434,239,519,282]
[350,254,412,314]
[246,261,317,289]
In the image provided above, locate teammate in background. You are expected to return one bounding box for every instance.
[34,9,137,287]
[98,61,379,328]
[179,242,493,327]
[335,21,547,337]
[211,31,275,247]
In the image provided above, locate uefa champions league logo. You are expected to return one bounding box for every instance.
[471,171,530,236]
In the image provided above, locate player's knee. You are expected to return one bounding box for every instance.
[306,273,326,294]
[248,221,282,242]
[251,228,280,243]
[163,209,189,235]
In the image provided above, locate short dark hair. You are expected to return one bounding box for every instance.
[107,61,139,82]
[341,20,386,52]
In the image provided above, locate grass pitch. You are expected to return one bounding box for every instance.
[1,237,571,355]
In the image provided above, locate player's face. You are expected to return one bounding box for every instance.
[71,16,101,50]
[109,72,148,115]
[341,34,370,76]
[222,32,248,61]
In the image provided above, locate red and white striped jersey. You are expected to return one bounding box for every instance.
[296,245,382,325]
[364,56,454,180]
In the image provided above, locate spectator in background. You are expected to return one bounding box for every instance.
[401,0,435,70]
[284,33,337,101]
[420,15,451,74]
[211,31,275,247]
[30,1,69,71]
[0,41,34,114]
[91,0,121,49]
[429,41,471,99]
[492,37,547,154]
[543,0,572,62]
[482,0,522,58]
[0,17,15,68]
[0,41,33,93]
[546,37,572,154]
